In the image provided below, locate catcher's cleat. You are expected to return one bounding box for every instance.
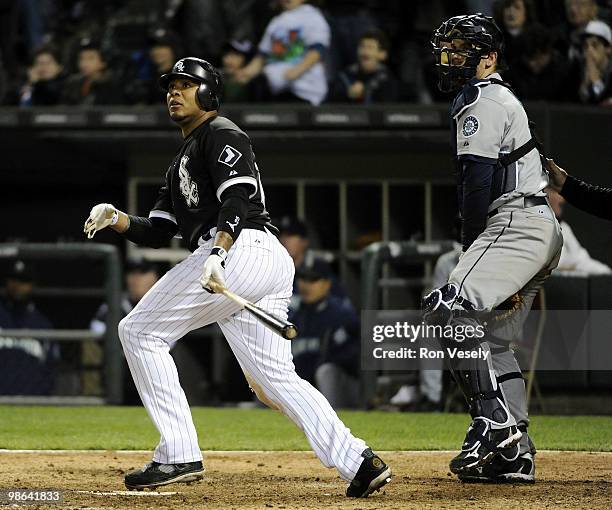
[449,419,522,474]
[346,448,392,498]
[458,451,535,484]
[125,460,204,490]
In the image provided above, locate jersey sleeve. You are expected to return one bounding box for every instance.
[210,130,258,202]
[456,97,508,160]
[148,170,177,225]
[302,8,331,48]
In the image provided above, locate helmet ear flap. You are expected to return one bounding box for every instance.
[196,82,219,111]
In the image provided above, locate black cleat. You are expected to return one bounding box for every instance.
[346,448,392,498]
[449,419,522,474]
[124,460,204,490]
[458,451,535,484]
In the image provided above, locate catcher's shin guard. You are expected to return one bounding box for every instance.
[422,287,520,472]
[447,333,521,472]
[422,284,515,427]
[451,337,513,426]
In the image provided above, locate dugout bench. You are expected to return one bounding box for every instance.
[0,243,123,404]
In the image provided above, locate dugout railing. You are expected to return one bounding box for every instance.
[0,243,123,404]
[360,240,456,408]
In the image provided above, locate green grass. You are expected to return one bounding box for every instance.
[0,406,611,452]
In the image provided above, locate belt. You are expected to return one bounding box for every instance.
[488,195,548,219]
[200,223,278,242]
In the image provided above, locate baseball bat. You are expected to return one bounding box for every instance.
[208,281,298,340]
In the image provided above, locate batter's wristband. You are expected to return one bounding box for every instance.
[110,209,119,225]
[211,246,228,263]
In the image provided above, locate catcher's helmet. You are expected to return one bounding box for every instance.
[159,57,223,111]
[431,13,504,92]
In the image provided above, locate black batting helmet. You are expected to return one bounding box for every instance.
[431,13,504,92]
[159,57,223,111]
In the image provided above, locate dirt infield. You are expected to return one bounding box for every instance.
[0,451,610,510]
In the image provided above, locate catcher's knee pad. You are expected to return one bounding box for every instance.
[422,283,476,325]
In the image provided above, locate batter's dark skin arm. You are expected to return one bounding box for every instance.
[214,231,233,252]
[547,158,612,220]
[111,211,130,233]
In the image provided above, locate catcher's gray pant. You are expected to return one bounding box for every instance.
[118,229,367,481]
[448,202,563,453]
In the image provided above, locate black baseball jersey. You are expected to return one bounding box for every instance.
[149,115,275,251]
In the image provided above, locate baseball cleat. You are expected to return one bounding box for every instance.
[346,448,392,498]
[449,419,522,474]
[124,460,204,490]
[458,451,535,483]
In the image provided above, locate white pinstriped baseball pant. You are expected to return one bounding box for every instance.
[118,229,367,481]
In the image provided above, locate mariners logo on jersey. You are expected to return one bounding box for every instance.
[218,145,242,168]
[178,155,199,207]
[462,115,479,137]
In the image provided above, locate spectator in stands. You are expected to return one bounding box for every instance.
[289,257,360,409]
[557,0,600,62]
[221,39,254,103]
[0,260,58,395]
[330,29,399,104]
[235,0,331,105]
[179,0,257,67]
[578,20,612,105]
[324,0,377,74]
[90,258,161,404]
[505,24,577,101]
[19,45,65,106]
[493,0,538,71]
[140,28,182,105]
[547,190,612,274]
[60,37,123,105]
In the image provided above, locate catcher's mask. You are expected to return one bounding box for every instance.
[431,13,504,92]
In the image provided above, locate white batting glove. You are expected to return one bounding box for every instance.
[199,247,228,293]
[84,203,118,239]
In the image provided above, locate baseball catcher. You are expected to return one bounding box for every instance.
[425,14,563,483]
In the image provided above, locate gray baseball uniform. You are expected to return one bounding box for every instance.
[448,73,563,452]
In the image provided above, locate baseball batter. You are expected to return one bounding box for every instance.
[426,15,563,482]
[83,58,391,497]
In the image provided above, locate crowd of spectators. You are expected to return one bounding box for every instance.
[0,0,610,107]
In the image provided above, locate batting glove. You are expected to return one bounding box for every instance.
[84,203,118,239]
[199,247,227,293]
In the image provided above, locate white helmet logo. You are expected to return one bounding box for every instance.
[175,60,185,72]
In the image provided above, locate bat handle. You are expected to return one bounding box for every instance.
[207,280,225,294]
